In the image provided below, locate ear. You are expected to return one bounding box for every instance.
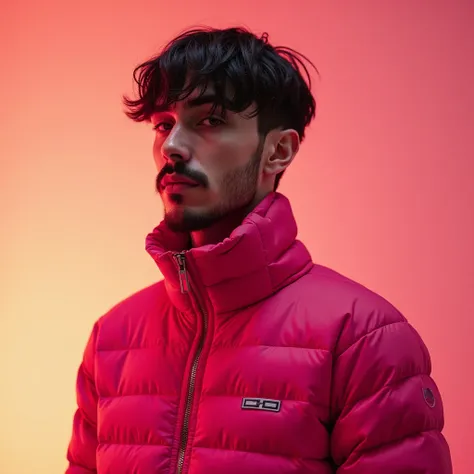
[262,129,300,178]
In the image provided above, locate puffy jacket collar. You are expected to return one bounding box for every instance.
[145,192,313,314]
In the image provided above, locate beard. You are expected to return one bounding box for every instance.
[159,138,264,233]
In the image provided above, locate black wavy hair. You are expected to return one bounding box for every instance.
[123,26,317,190]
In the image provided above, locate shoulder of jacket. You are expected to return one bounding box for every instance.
[304,264,408,354]
[95,279,167,329]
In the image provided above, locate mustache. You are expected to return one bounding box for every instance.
[155,161,208,192]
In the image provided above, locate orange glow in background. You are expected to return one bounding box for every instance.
[1,1,473,473]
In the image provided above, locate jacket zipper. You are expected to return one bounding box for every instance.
[174,252,208,474]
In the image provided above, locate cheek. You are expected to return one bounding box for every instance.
[211,151,251,186]
[212,135,256,170]
[152,138,164,168]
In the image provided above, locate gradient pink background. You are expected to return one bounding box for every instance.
[1,1,472,472]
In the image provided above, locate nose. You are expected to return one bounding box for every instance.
[160,123,191,164]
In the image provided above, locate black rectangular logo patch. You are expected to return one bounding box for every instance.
[241,398,281,412]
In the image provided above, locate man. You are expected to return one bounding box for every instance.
[66,27,452,473]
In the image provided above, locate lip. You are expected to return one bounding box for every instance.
[161,174,199,193]
[161,174,199,188]
[163,183,198,193]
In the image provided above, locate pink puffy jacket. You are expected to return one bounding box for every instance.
[66,193,452,473]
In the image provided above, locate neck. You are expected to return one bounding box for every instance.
[190,193,268,247]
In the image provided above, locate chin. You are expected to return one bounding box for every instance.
[164,204,222,233]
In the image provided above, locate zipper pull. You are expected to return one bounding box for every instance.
[174,253,190,294]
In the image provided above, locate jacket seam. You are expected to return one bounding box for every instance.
[338,369,429,419]
[189,444,326,460]
[349,428,441,458]
[212,344,331,352]
[336,320,407,359]
[97,441,172,447]
[96,345,189,353]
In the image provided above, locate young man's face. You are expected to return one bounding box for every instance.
[152,85,267,232]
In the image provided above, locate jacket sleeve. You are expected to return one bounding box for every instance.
[65,322,99,473]
[330,304,452,473]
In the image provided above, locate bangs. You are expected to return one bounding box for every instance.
[154,66,258,119]
[124,34,264,122]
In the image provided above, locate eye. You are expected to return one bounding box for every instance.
[199,116,225,128]
[153,122,173,133]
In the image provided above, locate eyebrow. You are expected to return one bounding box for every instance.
[187,93,222,108]
[153,93,225,113]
